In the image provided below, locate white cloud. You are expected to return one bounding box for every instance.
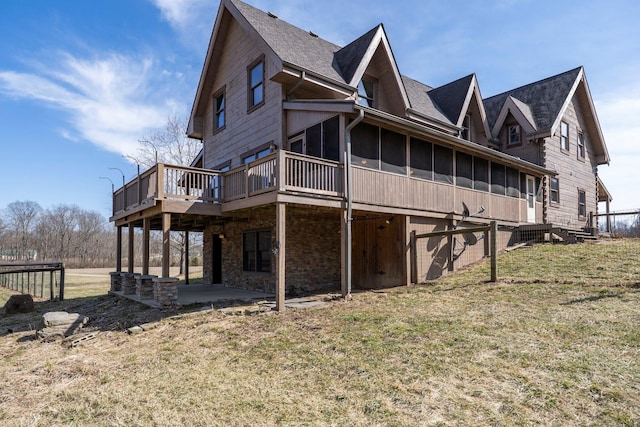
[0,52,180,156]
[594,83,640,211]
[151,0,215,50]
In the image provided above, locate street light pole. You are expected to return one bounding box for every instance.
[108,167,125,186]
[99,176,115,192]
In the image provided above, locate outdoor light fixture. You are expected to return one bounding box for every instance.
[218,233,226,239]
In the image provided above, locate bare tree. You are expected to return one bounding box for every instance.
[4,201,42,260]
[137,115,201,169]
[137,116,203,275]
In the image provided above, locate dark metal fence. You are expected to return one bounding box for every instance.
[0,262,65,300]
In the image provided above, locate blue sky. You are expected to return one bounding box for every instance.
[1,0,639,219]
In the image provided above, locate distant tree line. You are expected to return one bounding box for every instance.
[0,200,116,268]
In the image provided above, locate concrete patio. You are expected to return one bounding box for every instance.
[111,283,331,310]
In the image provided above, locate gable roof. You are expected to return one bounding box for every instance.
[230,0,345,83]
[484,67,582,132]
[334,26,380,84]
[484,66,609,164]
[428,74,475,124]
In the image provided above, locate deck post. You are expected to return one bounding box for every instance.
[128,223,135,274]
[142,218,150,276]
[410,230,417,284]
[116,225,122,272]
[162,213,171,279]
[340,209,347,296]
[275,202,286,312]
[490,221,497,282]
[185,231,190,284]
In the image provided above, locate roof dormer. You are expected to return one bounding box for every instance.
[334,25,410,116]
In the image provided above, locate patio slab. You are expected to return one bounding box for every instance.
[110,284,273,308]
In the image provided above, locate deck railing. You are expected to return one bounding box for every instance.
[113,151,344,215]
[113,164,222,215]
[112,150,540,224]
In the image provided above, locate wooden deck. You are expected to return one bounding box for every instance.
[111,149,541,225]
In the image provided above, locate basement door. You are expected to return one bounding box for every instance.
[352,216,404,289]
[526,175,536,223]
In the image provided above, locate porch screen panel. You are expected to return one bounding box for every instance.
[351,122,379,170]
[520,173,527,199]
[381,128,406,174]
[456,152,473,188]
[473,157,489,192]
[323,116,340,161]
[490,163,506,195]
[506,167,520,198]
[306,123,322,158]
[434,145,453,184]
[410,137,433,180]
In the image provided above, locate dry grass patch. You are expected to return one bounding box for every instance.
[1,240,639,425]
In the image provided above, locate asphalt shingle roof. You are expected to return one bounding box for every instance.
[427,74,475,125]
[484,67,582,131]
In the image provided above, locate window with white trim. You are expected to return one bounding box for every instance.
[577,131,585,158]
[560,121,569,151]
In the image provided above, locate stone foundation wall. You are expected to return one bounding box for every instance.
[121,273,137,295]
[135,275,156,299]
[203,206,341,295]
[110,272,122,292]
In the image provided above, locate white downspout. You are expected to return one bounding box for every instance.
[344,108,364,297]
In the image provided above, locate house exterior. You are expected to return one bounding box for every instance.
[109,0,611,310]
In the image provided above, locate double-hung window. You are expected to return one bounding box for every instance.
[508,125,520,146]
[248,57,264,111]
[578,190,586,218]
[577,131,585,159]
[560,121,569,151]
[213,89,225,132]
[550,178,560,203]
[243,230,271,273]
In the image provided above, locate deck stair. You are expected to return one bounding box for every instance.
[518,224,598,244]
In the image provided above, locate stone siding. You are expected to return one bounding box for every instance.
[203,206,341,295]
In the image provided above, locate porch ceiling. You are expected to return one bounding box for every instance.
[126,212,221,232]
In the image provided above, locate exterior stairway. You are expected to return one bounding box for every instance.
[518,224,598,244]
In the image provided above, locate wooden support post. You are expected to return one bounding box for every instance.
[59,264,65,301]
[410,230,417,284]
[142,218,150,276]
[161,213,171,279]
[128,223,134,274]
[185,231,190,285]
[275,203,286,312]
[404,216,412,286]
[116,226,122,272]
[490,221,497,282]
[340,209,347,297]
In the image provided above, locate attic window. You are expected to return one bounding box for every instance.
[560,121,569,151]
[577,131,585,158]
[508,125,520,146]
[461,115,471,141]
[357,77,376,108]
